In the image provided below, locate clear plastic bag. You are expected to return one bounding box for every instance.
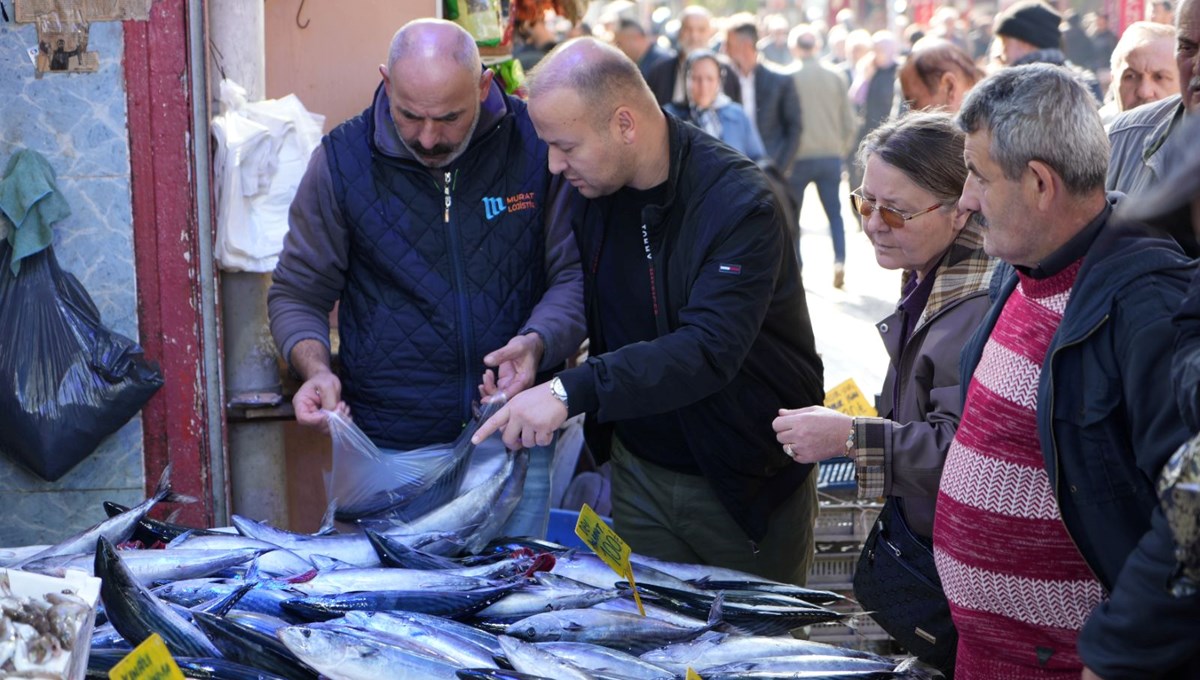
[325,398,506,522]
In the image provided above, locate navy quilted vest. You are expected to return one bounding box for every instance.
[324,88,547,449]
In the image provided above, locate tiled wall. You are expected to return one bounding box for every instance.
[0,20,145,548]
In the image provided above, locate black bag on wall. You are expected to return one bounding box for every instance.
[854,496,958,675]
[0,241,163,481]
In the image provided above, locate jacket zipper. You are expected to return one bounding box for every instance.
[1045,313,1109,589]
[443,169,476,425]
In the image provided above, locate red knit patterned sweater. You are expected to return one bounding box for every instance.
[933,261,1106,678]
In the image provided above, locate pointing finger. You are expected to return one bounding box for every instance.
[472,406,510,444]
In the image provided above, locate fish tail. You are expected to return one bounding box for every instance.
[152,463,172,500]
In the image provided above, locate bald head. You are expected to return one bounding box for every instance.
[386,19,480,74]
[379,19,491,168]
[527,38,670,197]
[528,37,659,127]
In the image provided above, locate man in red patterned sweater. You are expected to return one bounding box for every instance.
[936,63,1200,679]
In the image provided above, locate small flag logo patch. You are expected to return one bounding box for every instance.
[718,264,742,275]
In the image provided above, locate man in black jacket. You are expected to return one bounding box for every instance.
[722,14,802,175]
[475,38,824,584]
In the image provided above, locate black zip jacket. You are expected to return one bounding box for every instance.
[557,113,824,541]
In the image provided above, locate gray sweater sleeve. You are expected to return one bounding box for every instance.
[520,173,585,370]
[267,145,349,370]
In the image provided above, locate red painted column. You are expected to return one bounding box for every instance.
[125,1,217,526]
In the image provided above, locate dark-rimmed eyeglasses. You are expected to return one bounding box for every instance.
[850,190,943,230]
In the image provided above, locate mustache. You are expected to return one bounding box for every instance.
[406,140,455,157]
[967,211,988,229]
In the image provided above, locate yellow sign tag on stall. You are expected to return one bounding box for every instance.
[824,378,877,417]
[575,503,645,615]
[109,633,185,680]
[686,668,704,680]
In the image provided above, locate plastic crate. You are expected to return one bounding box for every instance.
[546,508,612,550]
[806,548,860,591]
[816,456,857,490]
[813,500,882,545]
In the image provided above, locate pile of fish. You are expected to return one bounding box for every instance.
[0,461,940,680]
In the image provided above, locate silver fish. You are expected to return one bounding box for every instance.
[282,581,519,620]
[191,610,318,680]
[287,567,503,596]
[537,641,674,680]
[341,609,498,669]
[549,551,702,593]
[278,624,460,680]
[23,547,263,584]
[16,464,193,566]
[351,610,502,654]
[93,536,221,658]
[641,633,890,674]
[401,450,529,556]
[497,635,598,680]
[475,584,621,621]
[697,654,899,677]
[504,602,720,655]
[230,515,381,567]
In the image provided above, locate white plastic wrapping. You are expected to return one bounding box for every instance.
[210,79,324,272]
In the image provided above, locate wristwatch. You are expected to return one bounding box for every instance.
[549,376,569,410]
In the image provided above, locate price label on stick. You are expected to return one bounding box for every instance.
[109,633,185,680]
[575,503,646,615]
[686,668,705,680]
[824,378,877,417]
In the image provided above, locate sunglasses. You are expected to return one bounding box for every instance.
[850,190,943,230]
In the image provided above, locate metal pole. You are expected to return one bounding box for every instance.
[208,0,290,529]
[188,0,229,526]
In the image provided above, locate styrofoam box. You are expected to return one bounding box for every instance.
[2,567,102,680]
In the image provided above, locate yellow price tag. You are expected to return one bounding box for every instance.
[109,633,185,680]
[686,668,704,680]
[824,378,877,417]
[575,503,646,616]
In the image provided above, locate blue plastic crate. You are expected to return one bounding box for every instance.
[547,508,612,550]
[817,456,857,492]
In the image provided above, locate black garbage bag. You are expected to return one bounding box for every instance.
[0,240,163,481]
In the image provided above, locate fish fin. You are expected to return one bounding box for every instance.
[706,591,726,628]
[165,529,194,549]
[205,582,256,616]
[893,657,941,679]
[162,492,198,505]
[688,575,712,588]
[564,620,586,632]
[315,501,337,536]
[152,463,172,501]
[309,554,343,571]
[244,554,262,582]
[164,508,184,524]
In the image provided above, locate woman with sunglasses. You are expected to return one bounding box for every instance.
[772,111,994,675]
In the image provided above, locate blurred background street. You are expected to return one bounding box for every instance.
[797,179,900,403]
